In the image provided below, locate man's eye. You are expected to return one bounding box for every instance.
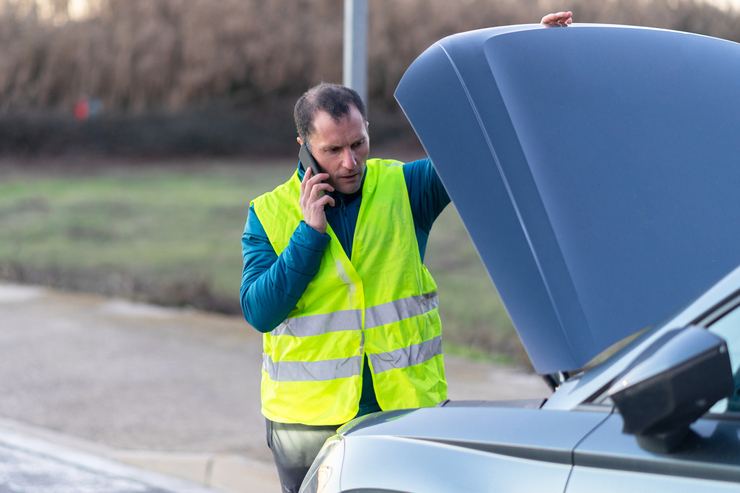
[351,140,365,149]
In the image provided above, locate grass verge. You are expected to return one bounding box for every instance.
[0,159,527,366]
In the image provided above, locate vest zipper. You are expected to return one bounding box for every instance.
[339,197,364,359]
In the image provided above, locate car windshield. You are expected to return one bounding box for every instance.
[580,326,654,374]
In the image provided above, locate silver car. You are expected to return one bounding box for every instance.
[301,23,740,493]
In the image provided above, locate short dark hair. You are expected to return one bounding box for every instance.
[294,83,367,143]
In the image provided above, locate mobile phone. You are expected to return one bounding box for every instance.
[299,143,322,175]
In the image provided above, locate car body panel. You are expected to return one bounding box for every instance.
[338,406,610,492]
[395,24,740,374]
[568,413,740,491]
[340,435,569,493]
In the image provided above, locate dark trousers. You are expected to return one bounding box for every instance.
[266,419,339,493]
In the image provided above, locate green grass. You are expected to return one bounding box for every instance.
[0,160,526,365]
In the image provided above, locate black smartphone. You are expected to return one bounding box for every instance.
[299,143,322,175]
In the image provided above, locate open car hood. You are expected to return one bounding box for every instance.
[395,24,740,374]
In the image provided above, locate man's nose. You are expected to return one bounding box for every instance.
[341,148,357,169]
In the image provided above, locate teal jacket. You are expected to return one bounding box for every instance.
[241,157,449,418]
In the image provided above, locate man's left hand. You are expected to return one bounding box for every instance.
[541,11,573,27]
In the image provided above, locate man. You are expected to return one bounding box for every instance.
[241,12,573,492]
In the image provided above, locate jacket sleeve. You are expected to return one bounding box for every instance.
[403,158,451,233]
[240,204,330,332]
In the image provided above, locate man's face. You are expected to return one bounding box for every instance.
[300,105,370,195]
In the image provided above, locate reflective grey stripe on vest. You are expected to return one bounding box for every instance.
[271,309,362,337]
[263,354,362,382]
[369,336,443,374]
[365,292,439,329]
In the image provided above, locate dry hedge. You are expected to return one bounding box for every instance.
[0,0,737,156]
[1,0,737,113]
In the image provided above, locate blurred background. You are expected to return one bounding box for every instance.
[2,0,739,365]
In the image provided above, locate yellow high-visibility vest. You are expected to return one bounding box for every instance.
[252,159,447,425]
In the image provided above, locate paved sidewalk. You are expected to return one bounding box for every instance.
[0,283,549,492]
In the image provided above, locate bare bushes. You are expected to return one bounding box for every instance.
[0,0,736,155]
[0,0,343,112]
[2,0,736,113]
[0,102,299,156]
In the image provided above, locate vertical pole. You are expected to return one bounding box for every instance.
[343,0,368,109]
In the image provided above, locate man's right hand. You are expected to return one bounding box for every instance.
[300,167,336,234]
[541,11,573,27]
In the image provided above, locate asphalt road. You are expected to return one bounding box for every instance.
[0,283,549,491]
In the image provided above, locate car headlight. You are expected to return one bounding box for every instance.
[299,434,344,493]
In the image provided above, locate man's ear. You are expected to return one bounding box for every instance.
[297,136,304,146]
[365,120,370,130]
